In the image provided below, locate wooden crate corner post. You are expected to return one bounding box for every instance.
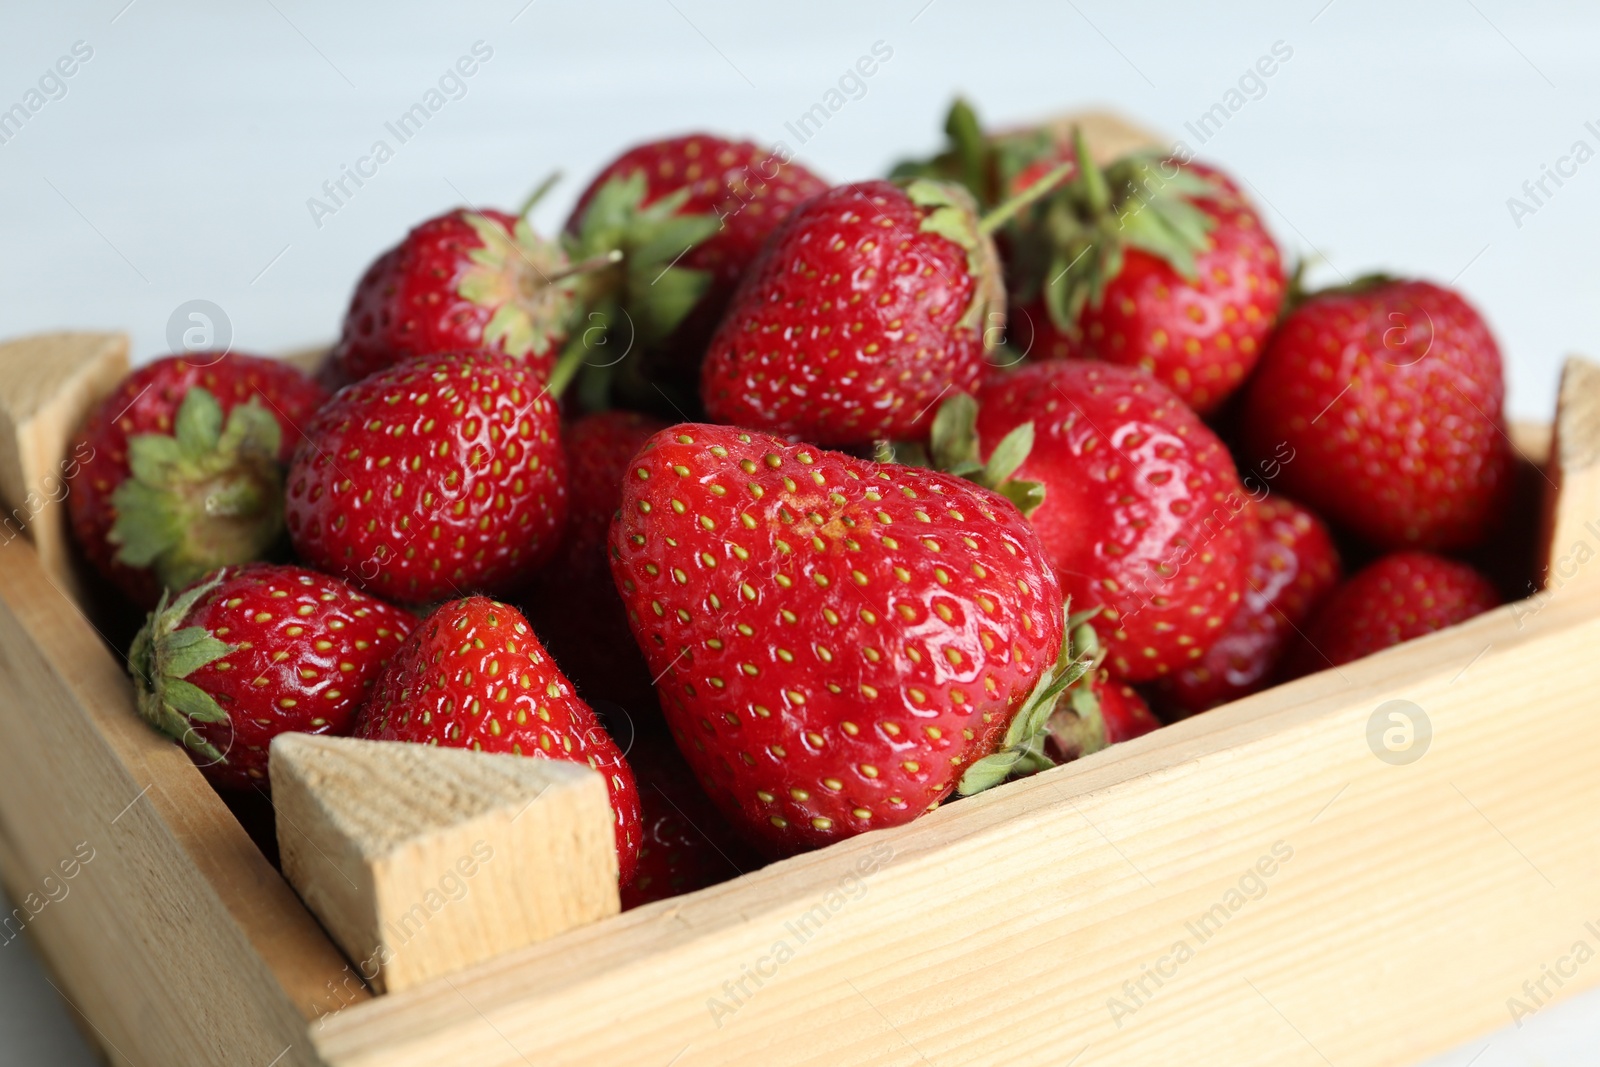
[1544,355,1600,586]
[269,734,622,995]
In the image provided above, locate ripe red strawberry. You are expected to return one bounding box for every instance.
[355,596,642,882]
[1240,279,1511,551]
[699,178,1007,446]
[328,208,582,388]
[609,423,1066,855]
[622,739,761,909]
[522,410,668,714]
[1157,494,1340,713]
[1007,147,1284,415]
[1284,551,1499,676]
[1044,673,1160,763]
[566,134,828,386]
[68,353,326,608]
[285,352,566,605]
[129,564,415,790]
[963,360,1255,681]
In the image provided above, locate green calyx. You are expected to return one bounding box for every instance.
[109,388,286,592]
[958,605,1105,796]
[1014,127,1222,336]
[459,212,579,362]
[128,574,237,764]
[925,391,1045,518]
[889,97,1062,212]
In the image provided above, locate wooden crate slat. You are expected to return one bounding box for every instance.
[312,589,1600,1067]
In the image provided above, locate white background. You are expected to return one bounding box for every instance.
[3,1,1599,1063]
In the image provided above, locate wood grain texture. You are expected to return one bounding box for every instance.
[0,533,356,1066]
[271,735,620,994]
[1543,356,1600,589]
[0,332,128,600]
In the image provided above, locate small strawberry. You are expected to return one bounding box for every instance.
[622,739,762,909]
[609,423,1068,855]
[1284,551,1499,676]
[950,360,1255,682]
[699,177,1014,445]
[129,564,415,790]
[328,208,588,388]
[68,353,326,607]
[1005,133,1285,415]
[1045,675,1160,763]
[1240,278,1511,551]
[522,410,669,714]
[1157,494,1341,713]
[285,352,566,605]
[355,596,642,883]
[566,134,828,394]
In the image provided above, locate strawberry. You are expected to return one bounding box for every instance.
[1284,551,1499,676]
[285,352,566,605]
[328,208,583,388]
[355,596,642,883]
[1157,494,1341,713]
[698,178,1009,446]
[129,564,415,790]
[1006,137,1285,415]
[522,410,668,714]
[1239,278,1511,551]
[68,353,326,608]
[565,135,828,395]
[622,739,761,909]
[950,360,1255,682]
[608,423,1068,855]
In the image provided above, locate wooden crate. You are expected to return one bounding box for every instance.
[0,344,1596,1062]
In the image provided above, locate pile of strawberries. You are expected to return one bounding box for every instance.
[68,102,1517,905]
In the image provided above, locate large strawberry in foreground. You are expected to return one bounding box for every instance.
[68,353,326,607]
[1008,140,1285,415]
[566,134,828,391]
[1240,278,1511,551]
[699,178,1006,446]
[355,596,642,882]
[286,353,566,605]
[328,209,579,387]
[609,424,1066,855]
[959,361,1255,681]
[131,564,414,790]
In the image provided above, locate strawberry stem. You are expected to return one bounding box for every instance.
[518,170,563,218]
[544,248,624,286]
[977,158,1076,236]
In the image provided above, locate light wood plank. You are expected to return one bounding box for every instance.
[0,332,128,600]
[1543,356,1600,589]
[271,734,620,994]
[0,534,355,1066]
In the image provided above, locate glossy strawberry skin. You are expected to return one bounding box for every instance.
[974,360,1254,682]
[355,596,642,883]
[567,135,827,369]
[1016,167,1283,415]
[68,354,326,607]
[701,180,998,445]
[523,411,668,714]
[609,424,1063,856]
[329,209,568,387]
[160,565,415,790]
[1285,551,1499,676]
[1159,495,1341,713]
[285,353,566,605]
[621,738,761,910]
[1240,280,1511,551]
[1098,677,1160,743]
